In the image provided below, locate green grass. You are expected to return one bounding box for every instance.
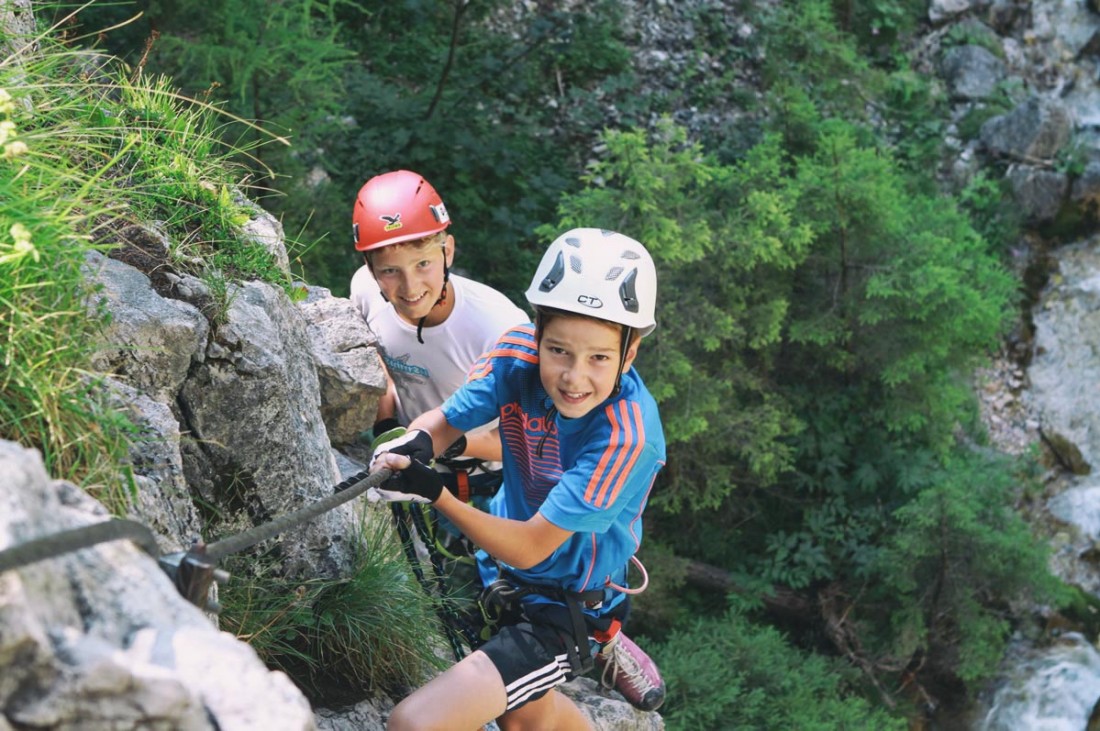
[218,512,449,705]
[0,39,137,508]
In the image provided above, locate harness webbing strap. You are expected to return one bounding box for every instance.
[485,571,606,675]
[561,587,603,674]
[438,470,501,499]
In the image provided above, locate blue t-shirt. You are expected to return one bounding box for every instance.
[441,324,666,616]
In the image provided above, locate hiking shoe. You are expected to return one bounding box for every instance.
[595,630,666,712]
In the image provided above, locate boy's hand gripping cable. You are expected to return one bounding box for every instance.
[369,429,445,504]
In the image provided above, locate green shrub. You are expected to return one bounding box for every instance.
[652,606,906,730]
[871,451,1067,684]
[219,511,449,704]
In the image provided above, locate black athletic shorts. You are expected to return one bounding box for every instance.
[479,599,628,712]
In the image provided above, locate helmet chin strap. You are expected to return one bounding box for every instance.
[611,325,633,397]
[415,253,450,344]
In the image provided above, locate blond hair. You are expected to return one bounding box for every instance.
[364,230,447,264]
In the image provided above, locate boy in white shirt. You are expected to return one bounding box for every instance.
[350,169,528,460]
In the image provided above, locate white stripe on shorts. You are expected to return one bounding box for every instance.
[504,653,572,710]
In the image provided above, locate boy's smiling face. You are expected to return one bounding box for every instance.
[370,234,454,326]
[538,314,637,418]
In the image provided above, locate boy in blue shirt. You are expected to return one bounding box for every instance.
[371,228,666,730]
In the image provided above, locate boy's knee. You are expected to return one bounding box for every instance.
[386,700,430,731]
[384,704,411,731]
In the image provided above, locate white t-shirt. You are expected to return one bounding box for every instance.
[350,267,530,425]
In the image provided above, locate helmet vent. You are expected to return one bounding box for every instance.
[539,251,566,292]
[606,266,624,281]
[569,255,583,273]
[565,236,582,248]
[621,250,641,260]
[619,269,640,313]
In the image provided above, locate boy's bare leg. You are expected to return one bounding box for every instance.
[498,688,595,731]
[386,648,594,731]
[387,650,506,731]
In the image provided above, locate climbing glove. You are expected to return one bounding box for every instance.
[371,428,434,468]
[369,429,442,504]
[371,459,444,504]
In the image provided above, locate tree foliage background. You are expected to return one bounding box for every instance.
[54,0,1070,725]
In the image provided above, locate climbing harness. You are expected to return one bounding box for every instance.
[476,554,651,676]
[479,571,608,675]
[0,466,391,613]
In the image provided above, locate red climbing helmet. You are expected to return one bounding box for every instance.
[352,170,451,252]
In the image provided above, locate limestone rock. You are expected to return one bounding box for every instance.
[1006,163,1069,223]
[299,292,387,447]
[980,96,1074,162]
[0,439,316,730]
[84,252,209,403]
[941,44,1007,100]
[177,280,352,580]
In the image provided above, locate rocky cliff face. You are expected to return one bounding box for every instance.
[1,439,318,730]
[1,194,390,728]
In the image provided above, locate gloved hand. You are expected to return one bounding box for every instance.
[370,428,434,469]
[369,429,442,504]
[369,457,444,504]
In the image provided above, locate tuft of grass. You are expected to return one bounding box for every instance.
[218,512,450,706]
[0,39,138,509]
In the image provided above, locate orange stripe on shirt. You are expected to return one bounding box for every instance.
[585,411,621,503]
[466,347,538,382]
[593,401,635,508]
[483,347,539,364]
[496,332,537,349]
[604,402,646,507]
[580,532,598,589]
[468,361,493,381]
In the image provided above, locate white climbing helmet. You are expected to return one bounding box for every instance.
[525,228,657,337]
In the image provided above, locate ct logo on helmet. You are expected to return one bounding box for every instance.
[380,213,403,232]
[577,294,603,309]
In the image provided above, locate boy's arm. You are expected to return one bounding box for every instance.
[433,489,571,569]
[373,445,573,569]
[406,408,465,457]
[460,427,504,461]
[375,371,399,423]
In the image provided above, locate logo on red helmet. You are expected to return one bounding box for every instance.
[380,213,402,232]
